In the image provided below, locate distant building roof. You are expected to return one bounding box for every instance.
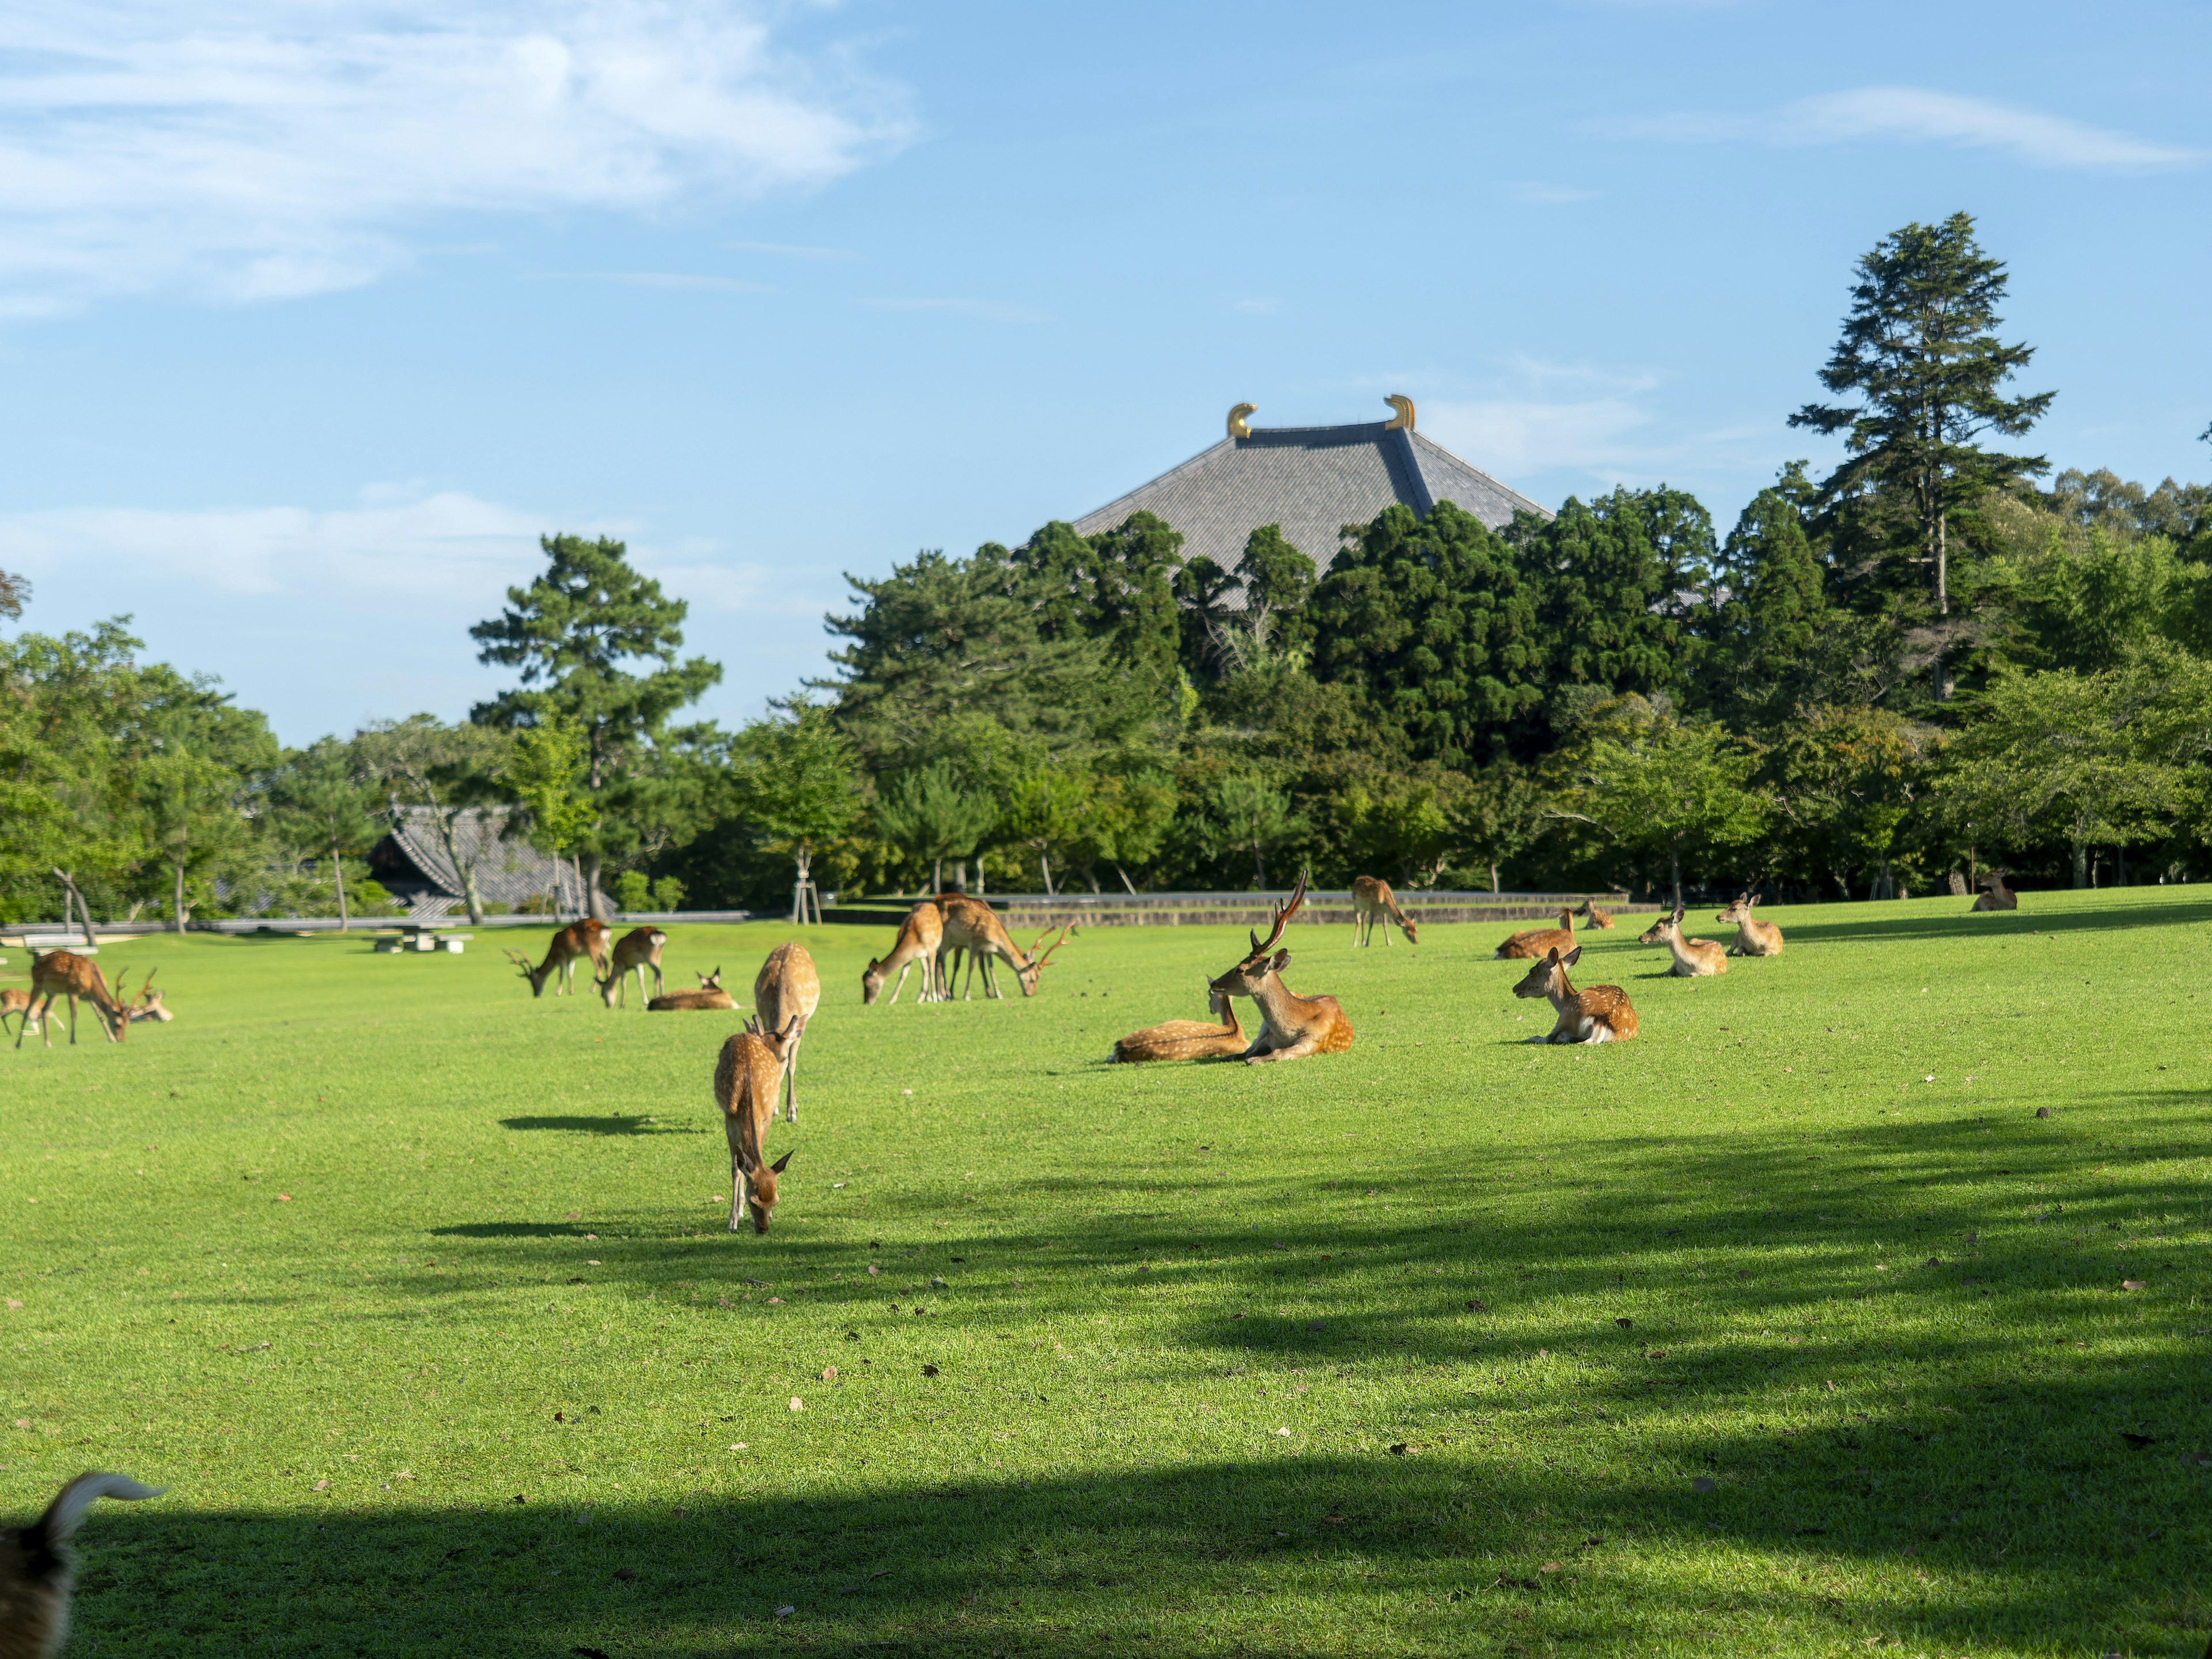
[368,806,596,919]
[1069,397,1551,593]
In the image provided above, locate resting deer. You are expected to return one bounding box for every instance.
[1495,908,1574,961]
[0,988,40,1041]
[863,903,943,1006]
[1111,989,1247,1063]
[1350,876,1418,946]
[753,944,821,1123]
[16,952,132,1050]
[648,968,737,1012]
[597,926,668,1007]
[937,896,1073,1000]
[505,919,609,998]
[1207,872,1354,1063]
[1640,905,1728,976]
[714,1016,800,1234]
[1513,944,1638,1044]
[1573,898,1615,930]
[1971,871,2018,912]
[0,1470,164,1659]
[1715,893,1784,957]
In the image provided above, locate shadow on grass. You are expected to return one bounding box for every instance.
[428,1221,599,1240]
[498,1115,697,1137]
[1761,896,2212,948]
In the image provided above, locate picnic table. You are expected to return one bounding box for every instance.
[373,925,474,955]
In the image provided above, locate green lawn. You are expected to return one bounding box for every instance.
[3,891,2209,1657]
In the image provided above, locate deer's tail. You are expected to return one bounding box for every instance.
[35,1472,164,1552]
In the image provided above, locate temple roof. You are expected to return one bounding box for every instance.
[1069,400,1550,586]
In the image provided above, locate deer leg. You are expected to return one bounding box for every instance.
[67,991,78,1046]
[1243,1036,1319,1065]
[783,1032,801,1124]
[729,1146,747,1233]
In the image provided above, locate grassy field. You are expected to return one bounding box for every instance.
[2,890,2209,1657]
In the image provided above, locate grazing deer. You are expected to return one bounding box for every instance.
[754,944,821,1123]
[1350,876,1418,946]
[714,1016,800,1233]
[863,903,943,1006]
[0,988,39,1041]
[647,968,737,1012]
[1207,873,1354,1063]
[1971,871,2018,912]
[597,926,668,1008]
[937,896,1073,1000]
[1639,905,1728,976]
[16,952,132,1050]
[505,919,610,998]
[1715,893,1784,957]
[1494,908,1574,961]
[1513,945,1638,1044]
[0,1469,164,1659]
[1573,898,1616,929]
[1111,989,1247,1063]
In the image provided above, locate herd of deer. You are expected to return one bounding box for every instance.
[3,958,169,1048]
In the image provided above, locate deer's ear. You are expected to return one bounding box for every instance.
[1249,929,1261,953]
[1271,948,1291,973]
[1562,945,1584,967]
[770,1150,794,1175]
[1546,946,1560,964]
[1671,905,1685,922]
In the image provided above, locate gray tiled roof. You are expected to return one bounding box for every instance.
[1069,418,1551,592]
[378,807,594,917]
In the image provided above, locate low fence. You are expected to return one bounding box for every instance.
[822,890,1645,930]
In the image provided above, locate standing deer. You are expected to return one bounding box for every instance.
[16,952,132,1049]
[1573,898,1616,929]
[1715,893,1784,957]
[1639,905,1728,976]
[1350,877,1418,946]
[1494,908,1575,961]
[1513,944,1638,1044]
[596,927,668,1007]
[1206,873,1354,1063]
[1971,871,2018,912]
[753,944,821,1123]
[936,896,1073,1000]
[647,968,736,1012]
[505,919,609,998]
[0,1470,164,1659]
[0,988,40,1041]
[863,903,943,1006]
[1111,989,1246,1063]
[714,1016,800,1234]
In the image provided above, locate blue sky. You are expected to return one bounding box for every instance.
[0,0,2205,745]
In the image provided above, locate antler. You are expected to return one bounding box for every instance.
[1249,869,1309,957]
[1027,922,1075,972]
[138,967,159,999]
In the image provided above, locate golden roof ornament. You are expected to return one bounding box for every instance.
[1382,394,1415,431]
[1226,402,1257,439]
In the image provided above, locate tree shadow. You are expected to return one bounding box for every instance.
[1761,896,2212,946]
[497,1115,695,1137]
[428,1221,598,1240]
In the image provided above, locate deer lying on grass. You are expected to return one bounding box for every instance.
[1350,876,1418,946]
[648,968,737,1012]
[0,1469,164,1659]
[15,952,132,1049]
[1971,871,2018,912]
[1573,898,1615,929]
[754,944,821,1123]
[506,919,609,998]
[1495,908,1574,960]
[0,988,40,1041]
[1715,893,1784,957]
[597,926,668,1007]
[714,1016,800,1234]
[1640,905,1728,976]
[1207,873,1354,1064]
[863,902,943,1006]
[1111,989,1247,1063]
[1513,944,1638,1044]
[937,896,1073,1000]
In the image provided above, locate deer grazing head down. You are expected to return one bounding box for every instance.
[1208,872,1309,1001]
[732,1013,802,1232]
[503,949,549,997]
[1013,923,1075,998]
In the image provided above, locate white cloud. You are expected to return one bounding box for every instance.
[0,2,914,314]
[525,271,774,292]
[1607,86,2200,173]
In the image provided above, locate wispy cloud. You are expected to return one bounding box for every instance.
[525,271,772,292]
[1506,181,1597,204]
[0,2,915,316]
[728,239,859,260]
[861,296,1047,323]
[1605,86,2201,173]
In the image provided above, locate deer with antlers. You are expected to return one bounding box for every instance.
[1573,898,1616,929]
[1640,904,1728,976]
[935,895,1073,1001]
[1494,908,1574,961]
[1715,893,1784,957]
[714,1015,800,1234]
[1350,876,1418,947]
[596,926,668,1008]
[1206,873,1354,1064]
[863,902,943,1006]
[505,919,609,998]
[1111,988,1247,1063]
[647,968,737,1012]
[1512,944,1638,1044]
[753,944,821,1123]
[14,951,134,1049]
